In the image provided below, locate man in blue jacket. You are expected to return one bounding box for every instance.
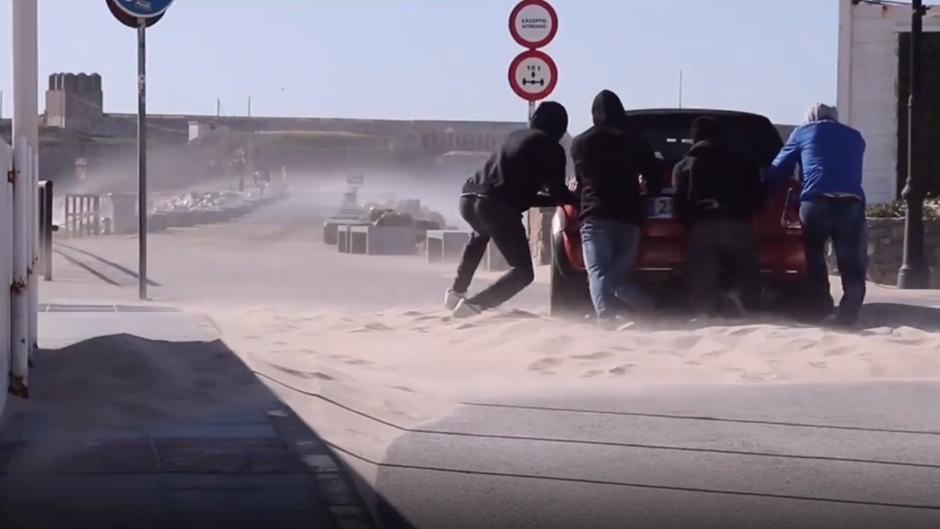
[764,103,867,325]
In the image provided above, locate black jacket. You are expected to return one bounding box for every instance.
[671,139,767,224]
[570,90,663,225]
[461,101,576,212]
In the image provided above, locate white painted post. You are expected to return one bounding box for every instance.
[28,150,38,355]
[0,143,13,410]
[10,143,30,397]
[11,0,38,397]
[25,1,38,357]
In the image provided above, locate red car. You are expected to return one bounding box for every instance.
[549,109,805,316]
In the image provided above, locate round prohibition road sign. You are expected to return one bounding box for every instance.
[509,0,558,49]
[508,49,558,101]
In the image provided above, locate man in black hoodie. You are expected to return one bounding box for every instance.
[570,90,663,322]
[672,116,766,317]
[445,101,576,318]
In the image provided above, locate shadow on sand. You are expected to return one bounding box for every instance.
[0,334,416,529]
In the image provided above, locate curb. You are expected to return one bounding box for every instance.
[190,312,379,529]
[265,405,378,529]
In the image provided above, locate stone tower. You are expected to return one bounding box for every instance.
[44,72,103,131]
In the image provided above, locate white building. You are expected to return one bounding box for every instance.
[838,0,940,204]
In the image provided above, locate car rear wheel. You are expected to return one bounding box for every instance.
[549,233,592,319]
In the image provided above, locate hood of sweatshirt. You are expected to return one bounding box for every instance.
[529,101,568,142]
[591,90,627,128]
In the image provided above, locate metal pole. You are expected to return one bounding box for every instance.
[678,70,683,108]
[248,96,252,117]
[137,19,149,300]
[898,0,929,289]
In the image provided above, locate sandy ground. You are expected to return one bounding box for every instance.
[31,184,940,526]
[207,303,940,403]
[42,183,940,432]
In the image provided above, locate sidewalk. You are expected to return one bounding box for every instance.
[1,303,374,529]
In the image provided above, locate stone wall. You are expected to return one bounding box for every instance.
[830,217,940,287]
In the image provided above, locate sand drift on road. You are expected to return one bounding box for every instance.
[208,306,940,411]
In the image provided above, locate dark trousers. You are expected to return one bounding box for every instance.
[687,218,762,315]
[800,197,868,322]
[451,195,534,310]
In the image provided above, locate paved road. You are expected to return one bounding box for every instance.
[374,383,940,528]
[43,185,940,528]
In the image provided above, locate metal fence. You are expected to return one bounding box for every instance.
[62,194,102,238]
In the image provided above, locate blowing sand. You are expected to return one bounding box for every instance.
[208,305,940,408]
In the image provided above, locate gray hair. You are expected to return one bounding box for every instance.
[805,103,839,124]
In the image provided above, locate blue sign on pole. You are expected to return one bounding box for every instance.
[112,0,175,19]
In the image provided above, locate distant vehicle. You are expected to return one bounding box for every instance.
[549,109,806,316]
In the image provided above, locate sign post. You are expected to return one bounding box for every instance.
[509,0,558,121]
[106,0,174,300]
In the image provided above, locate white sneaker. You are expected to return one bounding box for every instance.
[452,298,483,318]
[444,289,466,310]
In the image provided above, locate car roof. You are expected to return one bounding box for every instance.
[623,108,771,121]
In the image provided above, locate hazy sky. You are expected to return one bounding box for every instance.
[0,0,838,133]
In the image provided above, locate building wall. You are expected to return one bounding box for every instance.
[837,0,940,204]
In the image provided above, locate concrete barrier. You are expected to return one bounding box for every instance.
[349,226,369,255]
[324,219,368,245]
[148,212,168,232]
[337,224,352,253]
[349,225,417,256]
[426,230,472,263]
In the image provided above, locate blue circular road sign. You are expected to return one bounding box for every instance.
[112,0,174,18]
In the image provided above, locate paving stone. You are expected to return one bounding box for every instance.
[51,438,159,474]
[160,473,311,490]
[314,473,358,506]
[4,510,169,529]
[263,511,334,529]
[161,474,247,490]
[170,511,334,529]
[178,409,270,425]
[329,505,374,529]
[148,423,277,439]
[155,437,306,474]
[167,512,259,529]
[235,487,320,512]
[7,475,161,511]
[14,411,148,441]
[0,443,16,474]
[0,413,24,441]
[301,453,340,473]
[166,489,237,513]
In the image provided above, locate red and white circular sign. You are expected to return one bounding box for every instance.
[508,50,558,101]
[509,0,558,49]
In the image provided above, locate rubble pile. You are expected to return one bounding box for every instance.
[152,190,249,213]
[358,198,456,246]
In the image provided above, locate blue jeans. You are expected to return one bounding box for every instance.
[580,218,649,319]
[800,197,868,322]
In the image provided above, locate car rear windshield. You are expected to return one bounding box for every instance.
[626,113,783,167]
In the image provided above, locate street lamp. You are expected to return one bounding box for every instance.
[897,0,930,289]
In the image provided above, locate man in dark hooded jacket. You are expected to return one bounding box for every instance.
[672,116,766,317]
[569,90,663,322]
[445,101,576,318]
